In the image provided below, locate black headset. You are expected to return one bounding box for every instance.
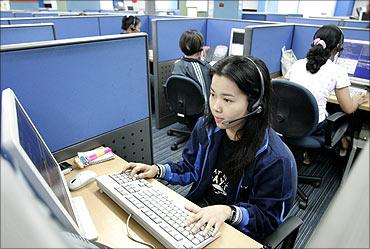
[129,16,136,31]
[244,57,264,115]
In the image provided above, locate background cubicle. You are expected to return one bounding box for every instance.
[0,34,153,164]
[152,17,279,128]
[0,23,56,45]
[244,23,370,75]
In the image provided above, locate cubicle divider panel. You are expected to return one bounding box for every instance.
[153,18,207,128]
[242,13,266,21]
[9,16,100,39]
[54,118,152,163]
[148,15,185,47]
[343,20,370,28]
[0,11,13,18]
[154,60,177,129]
[0,23,56,45]
[98,15,127,35]
[292,25,370,60]
[13,12,33,17]
[285,17,340,26]
[265,14,286,22]
[291,24,319,59]
[245,24,294,76]
[0,19,10,25]
[1,34,152,163]
[341,26,370,41]
[205,19,274,47]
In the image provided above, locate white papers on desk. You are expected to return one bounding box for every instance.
[337,58,358,75]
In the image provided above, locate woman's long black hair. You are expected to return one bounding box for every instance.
[206,55,272,182]
[306,25,343,74]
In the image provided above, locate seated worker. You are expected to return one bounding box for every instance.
[122,56,296,242]
[121,15,141,34]
[285,24,368,163]
[172,29,212,103]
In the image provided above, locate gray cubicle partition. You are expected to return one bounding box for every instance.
[152,18,207,129]
[0,23,56,45]
[0,34,153,163]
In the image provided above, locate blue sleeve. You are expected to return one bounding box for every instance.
[236,156,295,240]
[161,118,205,186]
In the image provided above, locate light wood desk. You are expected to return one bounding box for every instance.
[328,93,370,112]
[65,156,262,248]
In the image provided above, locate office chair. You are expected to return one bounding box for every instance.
[164,75,205,150]
[271,79,349,209]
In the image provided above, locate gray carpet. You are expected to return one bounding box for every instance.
[151,120,345,248]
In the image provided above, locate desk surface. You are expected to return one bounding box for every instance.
[328,93,370,112]
[65,156,262,248]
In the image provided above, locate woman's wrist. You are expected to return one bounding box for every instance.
[153,164,160,178]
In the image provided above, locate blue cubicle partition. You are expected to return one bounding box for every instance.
[148,15,185,47]
[33,12,60,17]
[13,12,33,17]
[1,19,10,25]
[285,17,341,26]
[292,24,370,59]
[154,18,207,63]
[342,20,370,28]
[0,23,56,45]
[0,11,13,18]
[265,14,287,22]
[206,19,274,47]
[242,12,267,21]
[0,34,152,163]
[8,16,100,39]
[244,24,294,75]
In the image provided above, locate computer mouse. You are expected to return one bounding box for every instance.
[68,170,97,191]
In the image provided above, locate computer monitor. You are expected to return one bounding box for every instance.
[229,28,245,56]
[127,6,134,11]
[336,39,370,86]
[1,88,85,237]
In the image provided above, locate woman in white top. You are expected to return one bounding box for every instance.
[285,25,368,163]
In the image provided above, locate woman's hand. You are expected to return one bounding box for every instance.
[185,203,231,237]
[121,162,158,179]
[353,91,369,106]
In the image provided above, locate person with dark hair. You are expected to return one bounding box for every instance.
[121,15,141,34]
[121,56,296,242]
[172,29,211,101]
[285,24,368,163]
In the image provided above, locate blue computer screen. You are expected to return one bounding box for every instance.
[16,101,76,222]
[340,40,370,81]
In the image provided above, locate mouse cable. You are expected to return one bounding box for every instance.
[125,214,156,249]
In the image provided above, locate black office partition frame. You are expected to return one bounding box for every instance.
[0,34,153,164]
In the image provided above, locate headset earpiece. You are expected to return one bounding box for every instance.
[244,57,265,114]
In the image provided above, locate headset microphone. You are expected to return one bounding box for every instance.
[221,106,263,125]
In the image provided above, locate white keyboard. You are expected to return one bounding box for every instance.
[72,196,98,241]
[96,172,219,248]
[349,86,368,96]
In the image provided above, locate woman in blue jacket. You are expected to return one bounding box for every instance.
[122,56,297,242]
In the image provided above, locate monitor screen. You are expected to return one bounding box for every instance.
[229,28,245,56]
[1,88,80,234]
[336,39,370,86]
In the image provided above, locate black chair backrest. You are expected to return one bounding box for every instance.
[164,75,205,119]
[271,79,319,138]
